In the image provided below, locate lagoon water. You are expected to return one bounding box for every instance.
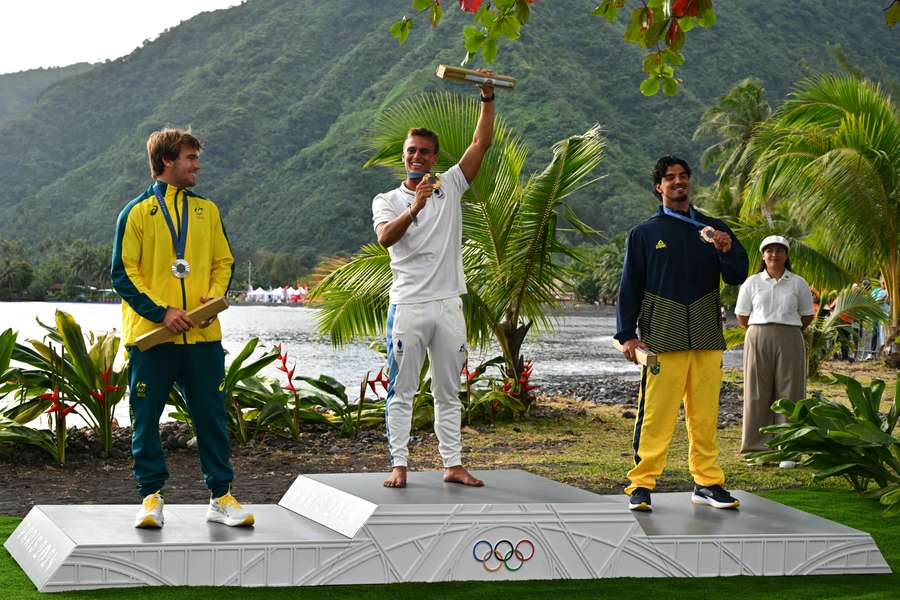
[1,302,740,425]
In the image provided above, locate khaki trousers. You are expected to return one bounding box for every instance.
[741,324,806,454]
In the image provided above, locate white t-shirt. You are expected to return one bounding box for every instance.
[735,270,815,327]
[372,164,468,304]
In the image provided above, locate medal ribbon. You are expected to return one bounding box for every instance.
[662,205,706,230]
[152,181,189,261]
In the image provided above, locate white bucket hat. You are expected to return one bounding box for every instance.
[759,235,790,252]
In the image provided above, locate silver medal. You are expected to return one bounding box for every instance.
[172,259,190,279]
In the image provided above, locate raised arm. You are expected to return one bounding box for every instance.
[458,74,495,184]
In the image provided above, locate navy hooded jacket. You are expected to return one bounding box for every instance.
[614,205,749,353]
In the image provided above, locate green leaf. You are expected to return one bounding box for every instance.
[662,76,679,96]
[810,463,858,480]
[516,0,531,24]
[662,48,685,65]
[498,14,522,40]
[592,1,620,22]
[463,26,486,53]
[668,26,686,51]
[698,3,716,27]
[623,8,644,43]
[483,37,499,63]
[888,2,900,27]
[642,14,668,48]
[476,4,495,28]
[411,0,432,11]
[642,52,662,74]
[389,17,412,45]
[430,2,443,27]
[640,76,661,96]
[678,16,697,32]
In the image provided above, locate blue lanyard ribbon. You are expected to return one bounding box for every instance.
[152,182,188,260]
[662,205,706,230]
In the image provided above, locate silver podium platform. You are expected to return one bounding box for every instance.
[5,470,890,592]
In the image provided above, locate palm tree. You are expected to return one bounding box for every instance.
[311,92,605,403]
[693,77,771,201]
[746,75,900,358]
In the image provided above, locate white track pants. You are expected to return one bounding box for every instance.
[385,297,467,468]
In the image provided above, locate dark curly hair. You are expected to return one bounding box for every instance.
[651,155,692,200]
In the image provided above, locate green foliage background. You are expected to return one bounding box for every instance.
[0,63,94,125]
[0,0,895,271]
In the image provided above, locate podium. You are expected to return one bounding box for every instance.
[5,470,890,592]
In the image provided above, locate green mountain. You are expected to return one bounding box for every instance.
[0,0,895,272]
[0,63,95,124]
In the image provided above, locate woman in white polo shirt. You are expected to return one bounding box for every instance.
[734,235,815,463]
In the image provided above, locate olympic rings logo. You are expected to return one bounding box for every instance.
[472,539,535,572]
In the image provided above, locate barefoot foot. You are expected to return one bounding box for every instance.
[383,466,407,488]
[443,465,484,487]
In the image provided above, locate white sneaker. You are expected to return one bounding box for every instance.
[206,492,255,527]
[134,491,164,528]
[779,460,798,469]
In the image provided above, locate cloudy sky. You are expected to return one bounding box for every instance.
[0,0,240,75]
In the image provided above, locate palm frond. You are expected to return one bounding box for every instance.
[485,126,606,325]
[309,244,392,347]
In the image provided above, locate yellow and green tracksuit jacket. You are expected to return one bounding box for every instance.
[111,181,234,346]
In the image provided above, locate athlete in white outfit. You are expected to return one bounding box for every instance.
[372,76,496,488]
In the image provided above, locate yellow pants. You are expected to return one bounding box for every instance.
[625,349,725,495]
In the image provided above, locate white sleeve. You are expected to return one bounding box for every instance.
[797,277,815,316]
[372,194,398,231]
[734,278,754,316]
[442,164,470,197]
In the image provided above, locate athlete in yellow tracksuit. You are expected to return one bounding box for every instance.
[614,156,748,511]
[111,128,252,528]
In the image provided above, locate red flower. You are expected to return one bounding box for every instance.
[277,345,298,394]
[459,0,484,12]
[43,386,76,418]
[367,368,390,395]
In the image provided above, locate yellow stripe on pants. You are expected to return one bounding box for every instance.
[625,349,725,495]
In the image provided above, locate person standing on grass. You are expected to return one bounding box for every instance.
[111,128,253,529]
[372,77,496,489]
[614,156,748,512]
[734,235,814,467]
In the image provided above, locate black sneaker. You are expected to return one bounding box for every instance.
[691,484,740,509]
[628,487,652,511]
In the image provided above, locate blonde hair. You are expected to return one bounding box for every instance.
[146,128,202,178]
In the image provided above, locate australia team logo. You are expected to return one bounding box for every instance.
[135,381,147,397]
[472,539,535,572]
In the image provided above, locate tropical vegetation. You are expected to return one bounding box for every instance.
[311,92,605,405]
[1,1,896,275]
[390,0,898,96]
[747,373,900,516]
[745,75,900,360]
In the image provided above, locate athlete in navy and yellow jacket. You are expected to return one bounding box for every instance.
[111,128,253,529]
[614,156,748,512]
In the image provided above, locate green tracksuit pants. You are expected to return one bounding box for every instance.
[127,342,232,498]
